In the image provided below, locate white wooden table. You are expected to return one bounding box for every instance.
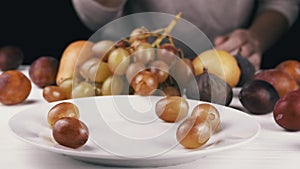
[1,66,300,169]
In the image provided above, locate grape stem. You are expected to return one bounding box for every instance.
[152,12,182,47]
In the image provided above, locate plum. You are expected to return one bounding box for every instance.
[276,60,300,86]
[254,69,299,97]
[186,68,233,106]
[238,80,279,114]
[0,46,24,71]
[29,56,58,88]
[234,54,255,87]
[273,90,300,131]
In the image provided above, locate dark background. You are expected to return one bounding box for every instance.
[0,1,299,69]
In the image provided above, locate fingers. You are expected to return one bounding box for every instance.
[240,43,255,57]
[214,36,228,46]
[215,31,247,52]
[214,29,261,70]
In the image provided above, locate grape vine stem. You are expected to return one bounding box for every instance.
[152,12,182,48]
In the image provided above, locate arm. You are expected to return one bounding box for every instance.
[215,10,289,69]
[214,0,299,69]
[72,0,126,31]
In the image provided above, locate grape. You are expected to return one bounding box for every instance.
[170,58,194,89]
[133,42,155,65]
[72,81,95,98]
[52,117,89,149]
[94,82,102,96]
[107,48,130,75]
[149,60,169,83]
[157,43,178,65]
[80,57,112,83]
[191,103,220,132]
[130,40,144,50]
[155,96,189,122]
[80,57,100,80]
[129,27,149,43]
[43,85,68,102]
[58,79,74,99]
[47,102,80,128]
[162,86,180,96]
[176,117,212,149]
[131,70,158,96]
[126,62,146,83]
[90,61,112,82]
[101,75,124,95]
[92,40,115,61]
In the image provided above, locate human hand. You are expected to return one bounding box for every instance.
[214,29,261,70]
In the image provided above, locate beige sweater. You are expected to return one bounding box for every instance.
[72,0,299,40]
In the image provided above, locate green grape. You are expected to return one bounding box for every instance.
[108,48,130,75]
[90,61,112,83]
[101,75,124,95]
[80,57,100,80]
[157,43,178,65]
[170,58,194,89]
[130,40,143,50]
[133,42,155,65]
[72,81,95,98]
[129,27,149,43]
[58,78,75,99]
[92,40,115,61]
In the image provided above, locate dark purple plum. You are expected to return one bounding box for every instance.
[239,80,279,114]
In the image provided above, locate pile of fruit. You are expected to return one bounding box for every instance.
[0,13,300,149]
[238,60,300,130]
[38,13,244,106]
[0,13,251,107]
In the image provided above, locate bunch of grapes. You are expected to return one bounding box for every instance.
[70,13,194,98]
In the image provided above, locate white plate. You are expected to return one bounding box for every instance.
[233,87,241,97]
[9,95,260,167]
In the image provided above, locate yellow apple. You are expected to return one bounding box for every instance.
[192,49,241,87]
